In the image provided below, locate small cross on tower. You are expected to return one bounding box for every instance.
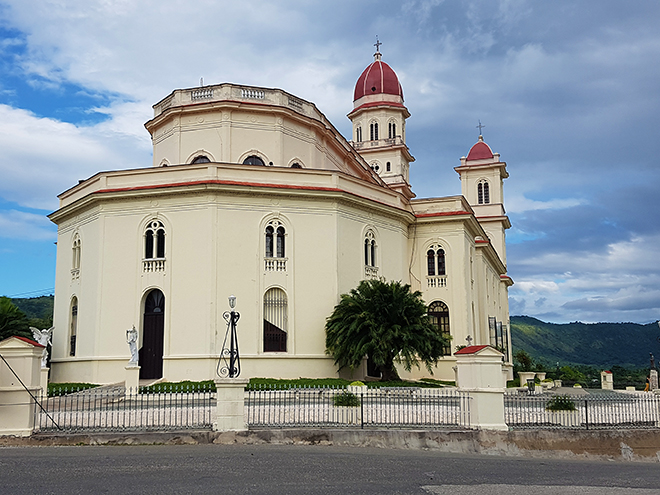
[476,120,485,136]
[466,335,473,346]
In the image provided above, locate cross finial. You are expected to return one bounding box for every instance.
[374,35,382,53]
[476,120,485,136]
[466,335,473,346]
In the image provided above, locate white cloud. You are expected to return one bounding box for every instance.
[506,194,586,214]
[0,209,55,241]
[0,104,149,210]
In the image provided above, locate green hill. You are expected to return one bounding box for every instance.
[511,315,659,369]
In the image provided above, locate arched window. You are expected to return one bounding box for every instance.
[263,288,287,352]
[364,230,377,268]
[388,121,396,139]
[370,122,379,141]
[477,180,490,204]
[356,126,362,142]
[370,162,380,173]
[144,221,165,259]
[69,296,78,356]
[144,221,166,272]
[72,235,81,279]
[243,155,265,166]
[428,301,451,356]
[427,245,446,276]
[191,155,210,164]
[265,220,287,271]
[386,162,391,172]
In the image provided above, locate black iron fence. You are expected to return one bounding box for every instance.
[34,385,214,433]
[505,392,660,429]
[245,385,471,429]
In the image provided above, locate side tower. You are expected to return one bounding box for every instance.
[348,46,415,199]
[454,135,511,264]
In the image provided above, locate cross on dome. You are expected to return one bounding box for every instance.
[374,36,382,61]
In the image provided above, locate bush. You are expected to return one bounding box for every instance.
[349,381,365,386]
[545,395,576,411]
[333,391,361,407]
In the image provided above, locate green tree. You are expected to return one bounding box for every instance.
[513,349,534,372]
[325,279,450,381]
[0,297,31,341]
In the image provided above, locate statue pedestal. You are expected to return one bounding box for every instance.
[651,369,658,391]
[125,365,140,392]
[213,378,249,431]
[40,367,49,396]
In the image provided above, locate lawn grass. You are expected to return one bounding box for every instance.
[58,377,454,395]
[48,382,100,396]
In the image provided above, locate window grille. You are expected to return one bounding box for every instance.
[263,288,287,352]
[69,297,78,356]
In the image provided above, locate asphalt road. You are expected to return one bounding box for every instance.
[1,444,659,494]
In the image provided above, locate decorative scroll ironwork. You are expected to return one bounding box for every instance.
[217,309,241,378]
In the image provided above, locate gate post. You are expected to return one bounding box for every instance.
[455,345,508,431]
[213,378,249,431]
[0,336,44,436]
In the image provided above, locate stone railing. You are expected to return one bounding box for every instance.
[191,88,213,101]
[427,276,447,288]
[241,88,265,100]
[364,266,379,279]
[143,258,166,273]
[265,257,287,272]
[351,136,403,150]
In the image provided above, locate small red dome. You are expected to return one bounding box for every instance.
[466,137,494,161]
[354,58,403,101]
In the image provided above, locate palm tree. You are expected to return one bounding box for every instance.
[325,279,450,381]
[0,297,31,341]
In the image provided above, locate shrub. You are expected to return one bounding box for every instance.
[545,395,576,411]
[333,391,361,407]
[349,381,365,386]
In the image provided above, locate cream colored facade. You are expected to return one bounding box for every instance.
[49,52,513,384]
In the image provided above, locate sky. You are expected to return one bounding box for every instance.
[0,0,659,324]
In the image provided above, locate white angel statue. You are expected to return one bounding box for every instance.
[30,326,53,368]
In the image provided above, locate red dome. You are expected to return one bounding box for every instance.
[354,58,403,101]
[466,137,494,161]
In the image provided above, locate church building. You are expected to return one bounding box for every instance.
[48,47,513,384]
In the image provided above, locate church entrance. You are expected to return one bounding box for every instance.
[139,289,165,380]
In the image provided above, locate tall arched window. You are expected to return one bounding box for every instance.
[428,301,451,356]
[388,121,396,139]
[364,231,377,267]
[72,235,81,279]
[69,296,78,356]
[243,155,265,166]
[426,245,446,276]
[144,221,166,272]
[370,122,379,141]
[477,180,490,204]
[356,126,362,142]
[265,220,287,271]
[263,288,287,352]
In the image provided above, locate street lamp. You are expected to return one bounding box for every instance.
[218,295,241,378]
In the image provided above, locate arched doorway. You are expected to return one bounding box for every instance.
[139,289,165,379]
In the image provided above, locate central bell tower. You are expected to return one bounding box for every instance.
[348,45,415,199]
